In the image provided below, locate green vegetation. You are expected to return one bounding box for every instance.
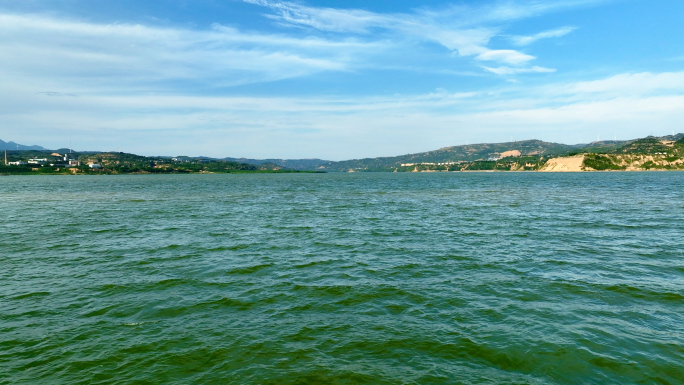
[610,137,674,155]
[576,136,684,171]
[567,136,684,171]
[583,154,626,171]
[0,165,33,175]
[392,156,547,172]
[461,161,497,171]
[0,151,318,175]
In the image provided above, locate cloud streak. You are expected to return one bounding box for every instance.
[510,27,577,46]
[242,0,586,69]
[4,1,672,160]
[4,68,683,159]
[0,0,588,98]
[483,66,556,75]
[0,13,377,90]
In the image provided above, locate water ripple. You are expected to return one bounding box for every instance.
[1,173,683,384]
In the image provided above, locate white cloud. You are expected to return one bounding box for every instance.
[3,70,683,159]
[510,26,577,46]
[560,72,684,95]
[243,0,576,69]
[421,28,493,56]
[476,50,536,65]
[453,0,603,24]
[243,0,394,34]
[0,13,376,89]
[5,2,674,158]
[482,66,556,75]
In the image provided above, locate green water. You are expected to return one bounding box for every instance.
[1,173,683,384]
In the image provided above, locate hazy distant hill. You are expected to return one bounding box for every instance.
[0,139,45,151]
[222,157,331,170]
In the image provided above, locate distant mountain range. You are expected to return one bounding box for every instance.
[222,136,679,171]
[299,135,684,171]
[298,139,635,172]
[4,133,684,171]
[0,139,46,151]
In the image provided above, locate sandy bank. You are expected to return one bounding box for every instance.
[539,155,586,172]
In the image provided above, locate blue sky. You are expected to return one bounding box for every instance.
[1,0,683,159]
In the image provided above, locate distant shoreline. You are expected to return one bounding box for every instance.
[3,169,682,177]
[3,133,683,173]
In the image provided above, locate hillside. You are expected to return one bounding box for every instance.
[312,140,586,172]
[76,152,302,173]
[580,136,684,171]
[0,151,305,175]
[222,157,330,170]
[313,135,684,172]
[318,134,684,173]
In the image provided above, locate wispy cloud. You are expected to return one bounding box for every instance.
[455,0,602,24]
[5,68,683,159]
[510,26,577,46]
[243,0,590,70]
[476,50,536,65]
[6,0,671,159]
[244,0,389,33]
[0,13,377,90]
[36,92,78,97]
[544,71,684,101]
[0,0,591,90]
[483,66,556,75]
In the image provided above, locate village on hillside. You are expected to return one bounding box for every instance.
[1,149,300,175]
[4,150,101,170]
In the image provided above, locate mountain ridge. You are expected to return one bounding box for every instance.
[310,139,631,172]
[0,139,46,151]
[4,133,684,172]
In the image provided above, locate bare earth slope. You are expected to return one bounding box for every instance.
[539,156,586,172]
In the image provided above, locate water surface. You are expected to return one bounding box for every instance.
[1,173,683,384]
